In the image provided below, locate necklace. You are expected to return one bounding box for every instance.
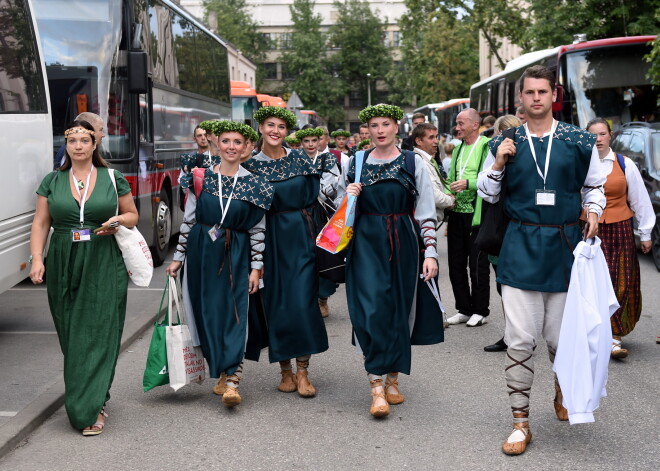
[73,167,93,189]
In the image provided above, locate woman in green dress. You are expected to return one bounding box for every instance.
[243,107,336,398]
[29,120,139,435]
[337,104,444,418]
[166,121,272,408]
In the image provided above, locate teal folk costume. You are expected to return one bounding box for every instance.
[173,166,273,377]
[37,169,131,429]
[179,152,219,191]
[242,149,337,362]
[337,152,444,376]
[487,123,599,291]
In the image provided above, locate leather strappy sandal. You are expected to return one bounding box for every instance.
[82,408,108,437]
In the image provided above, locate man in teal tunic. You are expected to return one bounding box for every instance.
[478,65,605,455]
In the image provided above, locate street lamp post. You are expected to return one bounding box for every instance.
[366,73,372,107]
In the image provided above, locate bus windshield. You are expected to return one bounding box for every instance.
[232,97,258,127]
[33,0,127,158]
[563,43,659,130]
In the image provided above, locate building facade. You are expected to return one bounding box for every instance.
[181,0,406,131]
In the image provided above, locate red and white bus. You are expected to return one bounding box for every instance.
[470,36,658,130]
[34,0,233,265]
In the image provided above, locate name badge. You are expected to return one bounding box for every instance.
[535,189,556,206]
[208,224,222,242]
[71,228,91,242]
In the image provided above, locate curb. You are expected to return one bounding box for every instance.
[0,308,157,458]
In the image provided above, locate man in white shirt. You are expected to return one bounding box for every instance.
[412,123,455,222]
[477,65,605,456]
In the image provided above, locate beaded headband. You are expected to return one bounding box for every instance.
[64,127,95,138]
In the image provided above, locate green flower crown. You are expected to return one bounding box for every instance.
[358,104,404,123]
[358,139,371,149]
[198,120,258,142]
[295,127,323,140]
[331,130,351,138]
[253,106,297,129]
[284,135,300,145]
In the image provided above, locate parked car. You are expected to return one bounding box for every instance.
[610,122,660,271]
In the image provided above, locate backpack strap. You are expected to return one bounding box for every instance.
[192,167,205,198]
[402,150,416,184]
[616,153,626,172]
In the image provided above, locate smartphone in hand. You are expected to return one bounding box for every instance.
[93,221,120,233]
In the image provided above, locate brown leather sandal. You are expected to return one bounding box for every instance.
[370,379,390,418]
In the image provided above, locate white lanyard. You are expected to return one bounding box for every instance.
[524,120,557,189]
[70,166,94,227]
[457,136,481,180]
[217,170,239,227]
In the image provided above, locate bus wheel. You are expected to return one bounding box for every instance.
[151,189,171,267]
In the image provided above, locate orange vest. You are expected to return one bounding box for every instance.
[600,156,634,223]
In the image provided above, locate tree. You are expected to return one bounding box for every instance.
[389,1,480,105]
[645,8,660,105]
[330,0,392,106]
[203,0,270,85]
[279,0,346,125]
[522,0,660,50]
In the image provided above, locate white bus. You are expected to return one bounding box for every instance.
[0,0,52,294]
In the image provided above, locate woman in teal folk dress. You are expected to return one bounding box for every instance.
[166,121,271,408]
[242,107,337,398]
[337,104,444,418]
[29,120,139,435]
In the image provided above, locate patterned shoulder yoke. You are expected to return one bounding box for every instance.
[347,153,417,196]
[489,122,595,154]
[179,153,220,190]
[201,169,274,211]
[242,149,336,182]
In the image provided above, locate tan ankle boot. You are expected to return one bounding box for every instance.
[278,369,297,393]
[295,361,316,397]
[554,381,569,421]
[319,298,330,318]
[502,421,532,455]
[212,373,227,395]
[385,374,404,405]
[370,380,390,418]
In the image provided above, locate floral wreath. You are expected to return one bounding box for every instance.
[295,127,323,140]
[331,129,351,138]
[358,139,372,149]
[284,135,300,145]
[358,103,404,123]
[198,120,258,142]
[253,106,297,129]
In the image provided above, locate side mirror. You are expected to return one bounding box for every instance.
[128,51,148,94]
[552,85,564,112]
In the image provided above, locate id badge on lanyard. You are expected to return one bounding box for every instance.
[524,121,557,207]
[208,170,239,242]
[71,167,94,242]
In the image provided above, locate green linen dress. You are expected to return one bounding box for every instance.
[36,168,130,430]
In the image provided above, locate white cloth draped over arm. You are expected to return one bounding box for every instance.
[173,192,197,262]
[413,154,439,260]
[623,157,655,241]
[249,215,266,270]
[581,146,606,217]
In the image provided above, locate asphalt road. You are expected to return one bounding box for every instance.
[0,239,658,470]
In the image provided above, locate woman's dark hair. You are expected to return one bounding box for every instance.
[586,117,611,133]
[59,119,109,170]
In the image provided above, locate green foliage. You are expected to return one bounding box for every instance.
[253,106,298,129]
[203,0,270,84]
[280,0,346,126]
[645,8,660,104]
[198,120,259,142]
[389,1,480,105]
[295,127,324,139]
[358,104,404,123]
[522,0,660,50]
[330,0,393,105]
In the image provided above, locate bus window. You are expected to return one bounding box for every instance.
[628,132,645,155]
[0,0,47,113]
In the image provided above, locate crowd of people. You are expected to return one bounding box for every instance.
[27,65,656,456]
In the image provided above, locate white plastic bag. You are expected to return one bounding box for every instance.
[165,276,205,391]
[108,169,154,287]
